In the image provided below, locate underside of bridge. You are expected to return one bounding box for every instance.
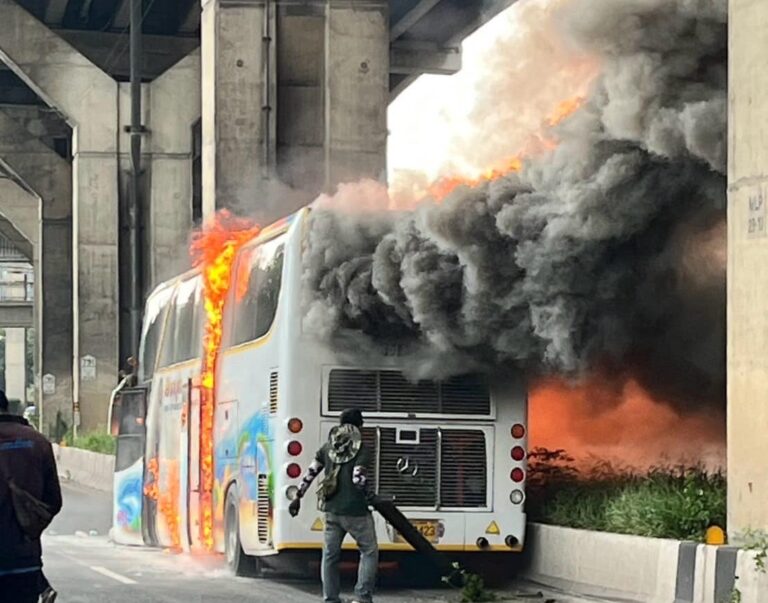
[0,0,514,433]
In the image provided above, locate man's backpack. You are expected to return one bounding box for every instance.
[316,424,362,509]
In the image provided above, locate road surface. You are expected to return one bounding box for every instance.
[42,482,597,602]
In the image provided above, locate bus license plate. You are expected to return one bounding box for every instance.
[395,520,440,544]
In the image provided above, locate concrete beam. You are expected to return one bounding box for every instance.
[43,0,68,27]
[56,30,200,81]
[390,0,442,41]
[0,303,33,328]
[390,42,461,76]
[0,178,36,252]
[0,0,119,431]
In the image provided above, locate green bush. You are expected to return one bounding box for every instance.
[62,430,116,455]
[527,448,726,541]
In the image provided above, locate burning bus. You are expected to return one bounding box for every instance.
[110,207,528,574]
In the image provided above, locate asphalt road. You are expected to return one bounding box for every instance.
[40,482,596,603]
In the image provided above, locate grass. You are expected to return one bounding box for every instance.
[526,448,726,541]
[61,430,116,455]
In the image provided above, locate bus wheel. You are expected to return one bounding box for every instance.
[225,490,258,577]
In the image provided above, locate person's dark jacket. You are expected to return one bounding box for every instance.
[0,414,62,572]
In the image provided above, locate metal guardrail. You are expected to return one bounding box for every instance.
[0,278,34,302]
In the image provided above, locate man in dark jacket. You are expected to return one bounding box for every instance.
[289,408,377,603]
[0,390,62,602]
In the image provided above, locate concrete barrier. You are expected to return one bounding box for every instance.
[523,523,681,602]
[52,444,114,492]
[523,524,768,603]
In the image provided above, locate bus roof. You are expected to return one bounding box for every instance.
[145,206,308,301]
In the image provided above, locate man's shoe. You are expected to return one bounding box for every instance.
[40,587,57,603]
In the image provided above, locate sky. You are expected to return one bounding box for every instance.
[387,5,519,182]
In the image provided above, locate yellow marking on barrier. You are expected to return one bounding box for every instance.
[706,525,726,545]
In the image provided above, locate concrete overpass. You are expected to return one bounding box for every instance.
[0,0,514,433]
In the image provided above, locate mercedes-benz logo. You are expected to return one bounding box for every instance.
[396,456,419,477]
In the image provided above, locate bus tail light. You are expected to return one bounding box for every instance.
[288,418,303,434]
[509,489,524,504]
[511,424,525,439]
[286,486,299,500]
[287,441,303,456]
[286,463,301,479]
[476,537,489,550]
[511,446,525,461]
[505,535,519,548]
[510,468,525,483]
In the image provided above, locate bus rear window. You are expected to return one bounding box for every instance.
[230,236,285,347]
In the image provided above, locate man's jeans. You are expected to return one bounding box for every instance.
[322,512,378,603]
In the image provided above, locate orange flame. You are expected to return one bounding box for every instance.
[547,96,586,126]
[529,375,725,471]
[191,210,261,550]
[144,457,182,551]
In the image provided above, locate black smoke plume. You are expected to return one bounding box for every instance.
[303,0,727,412]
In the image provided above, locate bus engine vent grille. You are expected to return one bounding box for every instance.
[328,370,490,416]
[257,473,271,544]
[269,372,278,414]
[360,427,488,508]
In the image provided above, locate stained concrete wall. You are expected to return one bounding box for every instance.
[727,0,768,538]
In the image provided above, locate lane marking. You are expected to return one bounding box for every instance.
[89,566,137,585]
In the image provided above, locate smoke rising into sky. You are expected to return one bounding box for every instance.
[305,0,727,415]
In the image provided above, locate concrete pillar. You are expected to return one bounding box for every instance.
[0,0,119,431]
[201,0,388,222]
[728,0,768,538]
[4,328,25,403]
[0,111,73,435]
[147,50,201,285]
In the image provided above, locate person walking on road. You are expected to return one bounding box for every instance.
[0,390,62,603]
[289,408,378,603]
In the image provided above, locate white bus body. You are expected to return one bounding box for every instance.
[112,208,528,568]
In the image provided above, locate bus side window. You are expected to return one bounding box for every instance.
[231,238,285,346]
[173,278,200,363]
[138,289,172,382]
[158,293,178,369]
[158,277,202,367]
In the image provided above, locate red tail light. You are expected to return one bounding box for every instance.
[510,468,525,482]
[511,424,525,439]
[286,463,301,479]
[288,418,303,434]
[511,446,525,461]
[287,441,303,456]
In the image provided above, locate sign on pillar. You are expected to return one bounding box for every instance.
[81,355,97,382]
[42,373,56,395]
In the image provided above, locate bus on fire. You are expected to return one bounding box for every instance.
[110,207,528,574]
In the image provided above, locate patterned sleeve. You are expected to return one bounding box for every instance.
[352,445,371,490]
[296,445,326,499]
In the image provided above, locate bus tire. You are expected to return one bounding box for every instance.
[225,489,258,577]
